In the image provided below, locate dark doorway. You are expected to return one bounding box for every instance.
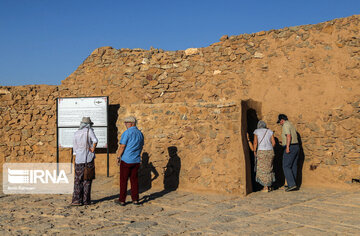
[107,104,120,153]
[94,104,120,154]
[241,100,262,194]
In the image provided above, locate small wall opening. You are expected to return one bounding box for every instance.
[241,99,262,194]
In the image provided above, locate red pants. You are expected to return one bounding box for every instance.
[119,160,140,202]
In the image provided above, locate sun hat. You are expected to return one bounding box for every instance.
[81,117,93,125]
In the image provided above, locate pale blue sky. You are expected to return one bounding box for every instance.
[0,0,359,86]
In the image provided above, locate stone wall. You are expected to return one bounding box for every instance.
[0,86,57,163]
[1,15,359,194]
[116,101,245,194]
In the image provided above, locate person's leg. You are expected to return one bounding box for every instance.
[255,151,266,191]
[72,164,84,204]
[130,163,140,202]
[119,161,130,203]
[83,161,95,205]
[282,150,296,188]
[83,180,92,205]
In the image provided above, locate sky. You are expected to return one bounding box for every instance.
[0,0,359,86]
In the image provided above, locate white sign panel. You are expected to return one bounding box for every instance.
[58,97,108,127]
[58,127,108,148]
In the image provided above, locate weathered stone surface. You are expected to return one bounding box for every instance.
[193,65,205,74]
[253,52,264,58]
[220,35,228,41]
[0,89,10,94]
[185,48,199,56]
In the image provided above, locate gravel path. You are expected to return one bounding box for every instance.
[1,177,359,235]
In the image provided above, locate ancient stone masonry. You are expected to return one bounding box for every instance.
[0,86,58,163]
[115,101,245,194]
[1,15,360,194]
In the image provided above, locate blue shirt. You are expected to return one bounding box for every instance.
[120,126,144,164]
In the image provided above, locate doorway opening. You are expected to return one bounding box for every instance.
[241,99,262,194]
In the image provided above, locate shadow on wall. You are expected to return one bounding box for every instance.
[297,132,305,188]
[97,104,119,154]
[164,146,181,191]
[138,152,159,193]
[273,137,285,188]
[140,146,181,204]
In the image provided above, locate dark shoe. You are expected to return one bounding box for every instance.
[280,185,288,190]
[114,199,126,206]
[285,185,297,192]
[133,201,141,205]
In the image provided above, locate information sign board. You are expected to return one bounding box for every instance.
[56,96,110,176]
[57,97,108,148]
[58,127,108,148]
[57,97,107,127]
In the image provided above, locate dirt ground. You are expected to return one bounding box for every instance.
[1,175,360,235]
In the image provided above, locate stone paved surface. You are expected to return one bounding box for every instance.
[1,177,359,235]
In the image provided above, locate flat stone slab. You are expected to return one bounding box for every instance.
[1,177,359,235]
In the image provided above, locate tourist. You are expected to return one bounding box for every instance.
[115,116,144,206]
[71,117,98,206]
[253,120,276,192]
[277,114,299,192]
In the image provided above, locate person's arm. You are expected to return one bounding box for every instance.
[89,129,98,153]
[247,133,254,151]
[253,134,258,156]
[117,144,126,158]
[117,131,128,165]
[89,143,97,153]
[151,163,159,181]
[271,134,276,147]
[117,144,126,165]
[286,134,291,153]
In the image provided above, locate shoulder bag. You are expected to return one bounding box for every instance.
[84,128,96,180]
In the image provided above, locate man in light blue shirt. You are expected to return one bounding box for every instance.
[115,116,144,206]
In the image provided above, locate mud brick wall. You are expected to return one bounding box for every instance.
[1,15,359,194]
